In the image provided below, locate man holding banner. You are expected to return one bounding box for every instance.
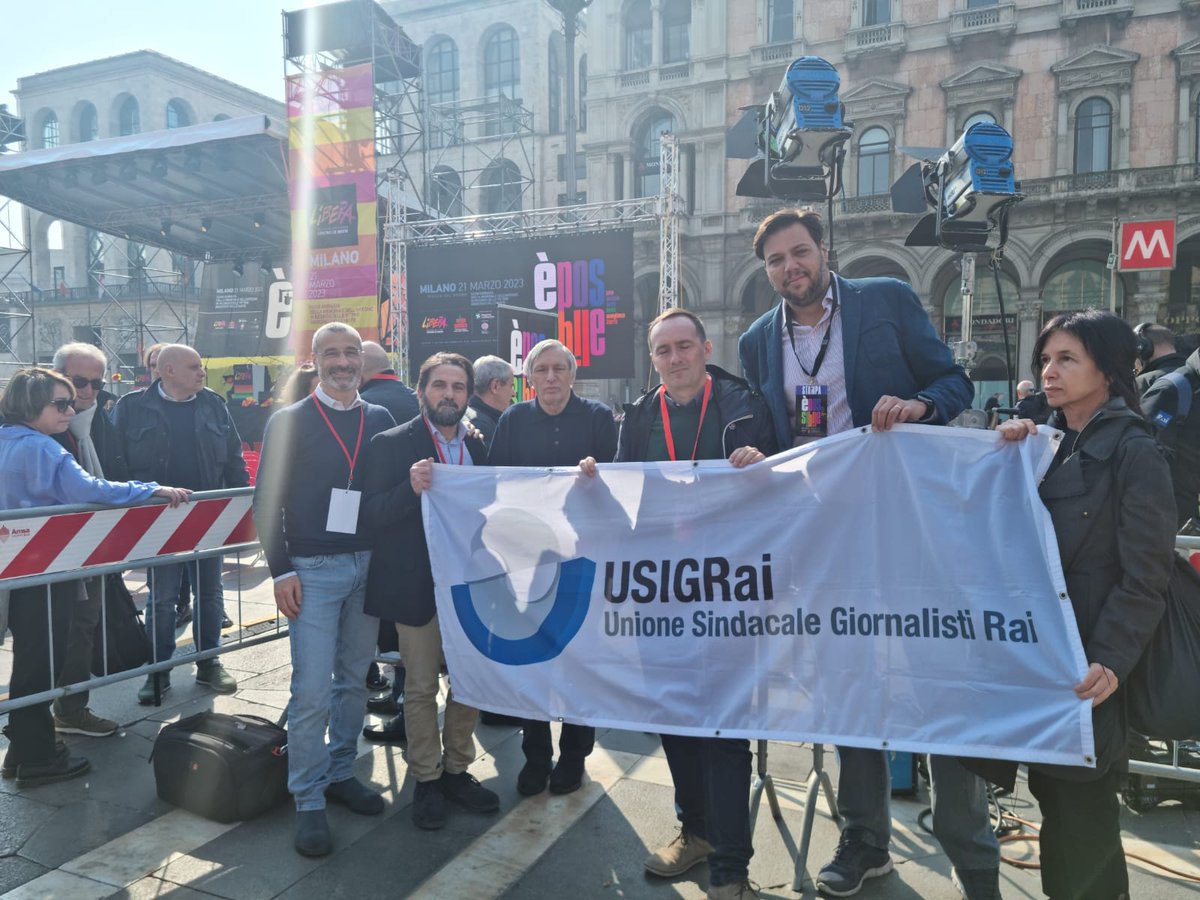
[739,209,998,898]
[582,308,775,900]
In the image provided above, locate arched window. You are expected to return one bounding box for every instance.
[767,0,794,43]
[1074,97,1112,174]
[579,55,588,132]
[426,38,460,147]
[634,112,675,198]
[662,0,691,65]
[548,39,562,135]
[624,1,652,70]
[864,0,890,26]
[482,159,523,214]
[166,99,191,129]
[119,97,140,136]
[962,111,996,132]
[856,126,890,196]
[429,167,462,217]
[41,112,59,149]
[483,26,520,136]
[78,103,98,142]
[47,220,64,251]
[1043,258,1122,312]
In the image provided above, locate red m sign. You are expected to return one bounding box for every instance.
[1119,219,1176,271]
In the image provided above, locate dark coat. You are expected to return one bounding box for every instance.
[1043,401,1174,780]
[361,416,487,626]
[466,395,505,448]
[113,382,249,489]
[1134,350,1188,396]
[616,365,780,462]
[360,372,420,425]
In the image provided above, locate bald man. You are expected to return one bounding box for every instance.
[359,341,419,425]
[114,344,249,704]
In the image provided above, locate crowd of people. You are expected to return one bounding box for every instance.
[0,206,1189,900]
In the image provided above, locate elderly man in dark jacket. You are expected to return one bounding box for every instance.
[114,344,248,703]
[359,340,419,424]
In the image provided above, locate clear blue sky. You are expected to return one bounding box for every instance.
[1,0,293,107]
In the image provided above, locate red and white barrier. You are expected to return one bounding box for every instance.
[0,493,256,581]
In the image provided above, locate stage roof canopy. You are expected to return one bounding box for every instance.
[0,115,290,263]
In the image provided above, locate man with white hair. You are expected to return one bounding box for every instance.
[48,342,126,737]
[114,344,248,704]
[466,355,515,448]
[1015,379,1050,425]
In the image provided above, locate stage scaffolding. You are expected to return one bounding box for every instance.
[0,104,34,374]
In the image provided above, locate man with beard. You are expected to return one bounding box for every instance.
[253,323,397,857]
[361,352,497,831]
[738,209,994,899]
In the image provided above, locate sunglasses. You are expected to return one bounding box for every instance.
[46,398,74,413]
[70,376,106,391]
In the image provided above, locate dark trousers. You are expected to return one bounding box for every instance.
[6,581,79,764]
[53,575,103,716]
[521,720,595,767]
[660,733,753,887]
[1027,767,1128,900]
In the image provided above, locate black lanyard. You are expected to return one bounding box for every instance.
[785,281,839,383]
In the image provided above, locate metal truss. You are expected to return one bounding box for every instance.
[657,132,681,314]
[0,107,35,372]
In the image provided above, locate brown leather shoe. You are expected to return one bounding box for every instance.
[644,829,713,877]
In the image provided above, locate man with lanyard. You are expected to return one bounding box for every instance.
[488,339,617,797]
[738,209,998,899]
[361,352,497,831]
[253,322,396,858]
[581,308,776,900]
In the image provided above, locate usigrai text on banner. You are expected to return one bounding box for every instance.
[422,425,1096,767]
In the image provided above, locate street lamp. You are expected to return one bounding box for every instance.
[548,0,591,206]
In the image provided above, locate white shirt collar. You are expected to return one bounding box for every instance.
[157,383,198,403]
[780,280,836,332]
[315,383,363,411]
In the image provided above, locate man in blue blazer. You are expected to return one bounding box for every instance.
[739,210,999,899]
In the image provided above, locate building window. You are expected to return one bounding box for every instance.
[856,127,890,196]
[579,55,588,132]
[41,112,59,148]
[426,38,460,148]
[47,220,64,251]
[966,0,998,7]
[429,167,462,217]
[1043,259,1121,312]
[1073,97,1112,174]
[482,159,523,214]
[119,97,140,136]
[962,111,996,132]
[767,0,794,43]
[78,103,98,142]
[166,100,190,130]
[624,1,652,70]
[662,0,691,65]
[557,153,587,182]
[863,0,890,26]
[483,26,520,136]
[549,39,562,135]
[635,112,675,198]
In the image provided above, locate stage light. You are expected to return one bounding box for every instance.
[259,255,272,274]
[232,258,244,278]
[118,160,137,181]
[150,156,168,179]
[252,211,264,229]
[200,217,212,233]
[159,220,172,237]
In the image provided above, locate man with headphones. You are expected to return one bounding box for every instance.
[1136,322,1200,527]
[1134,323,1187,390]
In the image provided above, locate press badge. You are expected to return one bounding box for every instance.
[796,384,829,438]
[327,489,362,534]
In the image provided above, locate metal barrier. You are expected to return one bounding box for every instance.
[0,487,285,715]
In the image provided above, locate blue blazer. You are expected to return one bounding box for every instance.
[738,274,974,450]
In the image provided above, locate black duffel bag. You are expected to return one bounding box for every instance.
[151,712,289,822]
[1126,554,1200,740]
[90,573,152,675]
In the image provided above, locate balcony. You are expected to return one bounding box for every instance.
[750,40,804,76]
[1060,0,1134,27]
[949,3,1017,47]
[617,61,693,91]
[844,22,906,63]
[842,194,894,215]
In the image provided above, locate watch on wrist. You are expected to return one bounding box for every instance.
[917,395,935,419]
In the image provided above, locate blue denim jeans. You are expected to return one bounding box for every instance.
[286,550,377,811]
[145,556,223,663]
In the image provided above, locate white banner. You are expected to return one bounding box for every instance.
[423,425,1095,767]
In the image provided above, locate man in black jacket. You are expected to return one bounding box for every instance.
[362,352,498,831]
[360,340,419,424]
[582,309,775,900]
[49,342,127,737]
[1134,324,1187,393]
[114,344,248,703]
[466,355,514,448]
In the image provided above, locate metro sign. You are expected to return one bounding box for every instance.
[1118,219,1176,271]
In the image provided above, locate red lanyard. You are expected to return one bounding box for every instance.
[423,415,465,465]
[660,375,713,462]
[313,398,365,488]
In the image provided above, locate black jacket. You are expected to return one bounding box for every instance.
[616,365,780,462]
[113,382,249,489]
[1040,400,1174,777]
[361,417,487,626]
[1138,349,1200,527]
[1135,351,1188,396]
[466,395,505,448]
[52,393,129,481]
[360,372,419,425]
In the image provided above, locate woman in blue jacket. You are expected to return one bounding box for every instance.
[0,368,188,787]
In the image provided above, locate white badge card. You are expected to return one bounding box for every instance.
[327,489,362,534]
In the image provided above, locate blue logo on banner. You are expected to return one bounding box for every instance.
[451,557,596,666]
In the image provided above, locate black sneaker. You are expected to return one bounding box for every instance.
[549,755,585,795]
[294,809,332,857]
[15,748,90,787]
[816,832,893,897]
[413,779,447,830]
[439,770,499,813]
[325,777,384,815]
[516,761,551,796]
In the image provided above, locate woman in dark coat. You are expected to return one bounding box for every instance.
[1000,310,1175,899]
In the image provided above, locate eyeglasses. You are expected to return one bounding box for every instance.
[69,376,106,391]
[46,398,74,413]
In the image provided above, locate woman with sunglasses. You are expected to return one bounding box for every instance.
[0,368,189,786]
